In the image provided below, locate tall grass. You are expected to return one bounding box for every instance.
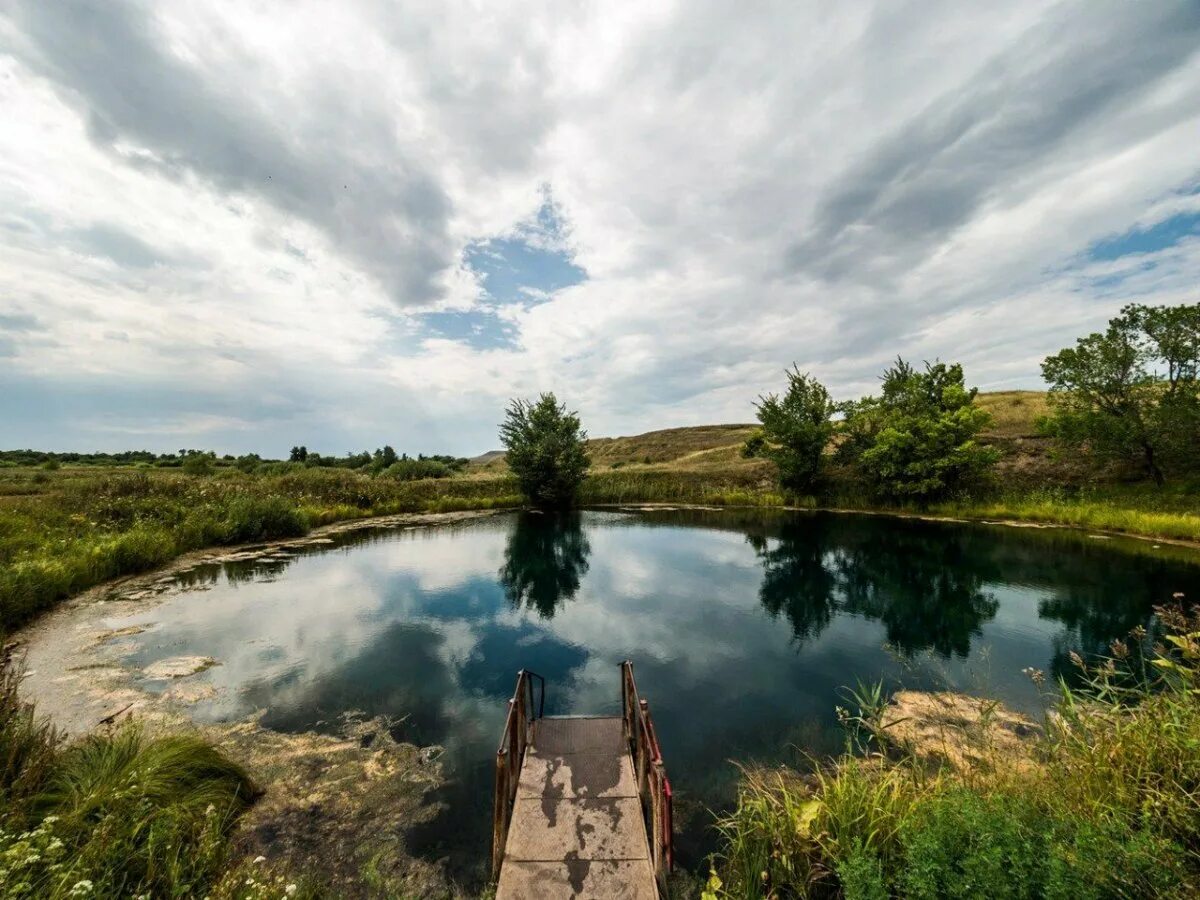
[0,468,522,631]
[0,647,276,898]
[927,486,1200,543]
[708,602,1200,898]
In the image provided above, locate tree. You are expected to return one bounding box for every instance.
[235,453,261,473]
[839,359,998,501]
[1041,302,1200,486]
[499,511,591,618]
[182,451,215,476]
[289,445,308,462]
[746,366,835,493]
[500,393,590,508]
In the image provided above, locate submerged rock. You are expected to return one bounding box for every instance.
[144,655,218,679]
[880,690,1040,773]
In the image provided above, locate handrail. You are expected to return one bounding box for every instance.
[491,669,545,880]
[621,660,674,882]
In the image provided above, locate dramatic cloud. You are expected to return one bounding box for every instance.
[1,0,1199,454]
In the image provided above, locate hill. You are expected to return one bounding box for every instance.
[472,391,1054,476]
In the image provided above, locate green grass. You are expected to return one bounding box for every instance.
[707,606,1200,898]
[925,483,1200,543]
[0,645,315,899]
[0,466,522,632]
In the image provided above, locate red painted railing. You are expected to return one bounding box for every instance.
[621,660,675,880]
[491,669,544,881]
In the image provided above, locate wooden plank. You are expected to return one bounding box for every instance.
[497,716,657,900]
[518,748,637,799]
[504,795,648,861]
[495,860,657,900]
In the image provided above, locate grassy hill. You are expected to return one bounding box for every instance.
[473,391,1054,476]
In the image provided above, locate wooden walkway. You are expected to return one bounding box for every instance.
[492,664,673,899]
[495,716,656,899]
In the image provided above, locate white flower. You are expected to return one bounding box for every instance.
[285,885,297,896]
[254,855,267,864]
[69,881,94,897]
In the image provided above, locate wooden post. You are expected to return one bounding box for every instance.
[491,749,507,881]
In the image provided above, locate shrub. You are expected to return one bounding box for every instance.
[182,453,216,476]
[500,393,590,508]
[839,359,999,501]
[749,367,835,493]
[219,495,308,543]
[383,458,452,481]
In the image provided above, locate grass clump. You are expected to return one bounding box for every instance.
[0,646,282,899]
[708,601,1200,898]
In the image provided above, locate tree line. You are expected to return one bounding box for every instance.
[499,301,1199,507]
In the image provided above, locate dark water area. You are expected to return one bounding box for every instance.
[116,508,1200,884]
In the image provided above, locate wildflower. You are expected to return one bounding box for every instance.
[285,886,298,897]
[1110,639,1129,659]
[1022,666,1045,685]
[254,855,267,864]
[69,881,94,897]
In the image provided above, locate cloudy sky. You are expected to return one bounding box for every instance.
[2,1,1199,456]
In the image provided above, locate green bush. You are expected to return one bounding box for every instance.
[218,495,308,543]
[839,359,999,501]
[500,393,590,508]
[749,367,835,493]
[382,458,452,481]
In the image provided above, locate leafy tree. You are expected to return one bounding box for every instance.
[499,511,591,618]
[1041,302,1200,485]
[746,367,835,493]
[839,359,998,501]
[182,451,215,476]
[288,445,308,462]
[235,453,261,473]
[499,393,590,508]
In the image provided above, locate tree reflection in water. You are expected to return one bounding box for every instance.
[498,511,592,619]
[751,515,1000,657]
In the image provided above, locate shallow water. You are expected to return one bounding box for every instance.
[111,508,1200,881]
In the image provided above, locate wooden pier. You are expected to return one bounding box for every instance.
[492,663,673,899]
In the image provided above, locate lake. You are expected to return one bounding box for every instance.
[113,507,1200,883]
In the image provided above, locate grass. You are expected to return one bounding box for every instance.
[926,483,1200,543]
[0,644,322,899]
[0,466,522,632]
[707,602,1200,898]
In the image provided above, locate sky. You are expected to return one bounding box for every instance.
[1,1,1199,457]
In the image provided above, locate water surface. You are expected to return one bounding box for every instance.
[113,508,1200,881]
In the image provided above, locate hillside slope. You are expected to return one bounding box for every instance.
[473,391,1057,478]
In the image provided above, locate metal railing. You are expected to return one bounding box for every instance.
[621,660,674,881]
[491,668,545,881]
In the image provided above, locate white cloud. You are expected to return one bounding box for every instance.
[1,0,1199,453]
